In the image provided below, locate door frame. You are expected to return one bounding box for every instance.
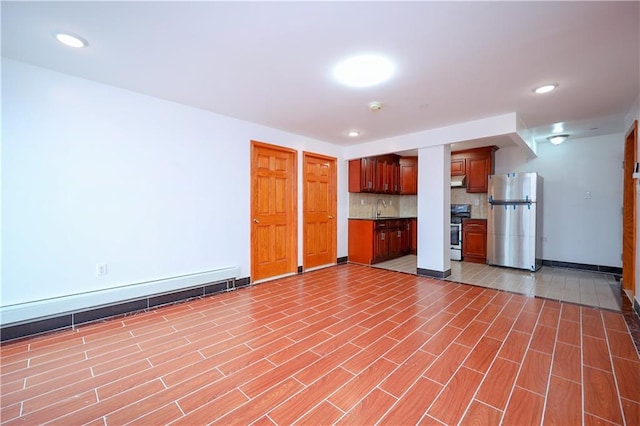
[250,140,298,283]
[622,120,638,297]
[302,151,337,271]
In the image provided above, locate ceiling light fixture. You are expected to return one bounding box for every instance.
[347,131,360,137]
[333,54,395,88]
[368,101,383,111]
[547,134,569,145]
[56,33,87,48]
[533,84,558,94]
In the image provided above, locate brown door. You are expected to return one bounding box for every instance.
[623,120,638,295]
[251,141,297,282]
[303,152,336,270]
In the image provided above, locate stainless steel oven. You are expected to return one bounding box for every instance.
[450,204,471,261]
[450,222,462,260]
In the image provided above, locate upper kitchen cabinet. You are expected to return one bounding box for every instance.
[374,155,400,194]
[349,157,376,192]
[451,146,498,193]
[450,155,466,176]
[399,156,418,195]
[349,155,404,194]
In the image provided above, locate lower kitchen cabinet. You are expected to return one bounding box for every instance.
[462,219,487,264]
[349,219,413,264]
[410,219,417,255]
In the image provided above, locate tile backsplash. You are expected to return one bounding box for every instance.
[451,188,488,218]
[349,193,417,218]
[348,190,486,219]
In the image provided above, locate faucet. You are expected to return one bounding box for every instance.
[375,199,387,219]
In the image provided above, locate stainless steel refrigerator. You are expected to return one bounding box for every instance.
[487,172,543,271]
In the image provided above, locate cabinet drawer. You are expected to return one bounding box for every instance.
[463,219,487,230]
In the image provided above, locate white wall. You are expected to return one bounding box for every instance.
[630,94,640,307]
[417,145,451,275]
[495,134,624,267]
[1,59,348,308]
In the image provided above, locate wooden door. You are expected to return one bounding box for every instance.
[303,152,336,270]
[251,141,297,282]
[623,120,638,295]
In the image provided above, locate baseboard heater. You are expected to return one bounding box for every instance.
[0,267,240,328]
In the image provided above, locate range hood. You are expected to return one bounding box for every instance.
[451,175,466,187]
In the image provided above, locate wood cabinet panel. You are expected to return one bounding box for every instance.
[451,156,466,176]
[350,155,409,194]
[466,156,491,193]
[399,157,418,195]
[349,158,375,193]
[410,219,417,255]
[349,219,413,264]
[451,146,498,193]
[348,220,374,264]
[462,219,487,264]
[374,226,389,261]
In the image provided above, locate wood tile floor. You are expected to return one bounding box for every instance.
[1,264,639,425]
[375,255,622,310]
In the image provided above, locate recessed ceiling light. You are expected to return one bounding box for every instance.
[333,54,395,88]
[551,122,564,134]
[533,84,558,94]
[347,131,360,137]
[56,33,87,48]
[547,134,569,145]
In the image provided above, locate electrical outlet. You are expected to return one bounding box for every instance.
[474,199,480,205]
[96,263,108,276]
[584,191,591,199]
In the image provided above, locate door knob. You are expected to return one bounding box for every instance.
[328,215,334,219]
[253,218,260,223]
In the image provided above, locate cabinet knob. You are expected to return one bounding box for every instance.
[328,215,334,219]
[253,218,260,223]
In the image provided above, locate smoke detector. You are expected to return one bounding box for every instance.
[369,101,383,111]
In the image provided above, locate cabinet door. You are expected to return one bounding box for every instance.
[466,157,491,193]
[384,162,393,193]
[451,156,466,176]
[349,158,375,192]
[400,221,411,254]
[388,226,401,257]
[410,219,417,254]
[462,220,487,263]
[362,157,375,192]
[375,159,386,193]
[374,229,388,261]
[390,162,400,194]
[399,157,417,195]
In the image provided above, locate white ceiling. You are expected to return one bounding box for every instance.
[2,1,639,149]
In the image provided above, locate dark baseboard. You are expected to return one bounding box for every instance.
[337,256,348,264]
[542,259,622,276]
[0,276,248,343]
[417,268,451,279]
